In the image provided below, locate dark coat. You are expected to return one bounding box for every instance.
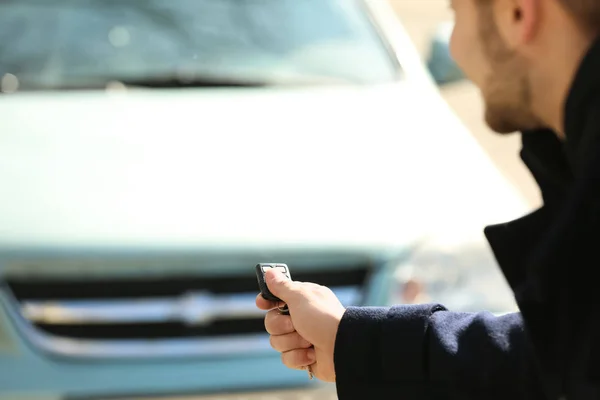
[334,37,600,400]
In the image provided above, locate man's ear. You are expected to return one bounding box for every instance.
[519,0,541,42]
[494,0,541,48]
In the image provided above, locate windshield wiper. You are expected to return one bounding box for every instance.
[116,73,351,88]
[3,73,352,93]
[1,77,266,93]
[116,75,270,88]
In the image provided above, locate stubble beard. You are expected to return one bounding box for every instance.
[477,4,544,134]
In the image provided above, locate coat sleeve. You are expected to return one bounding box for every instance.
[333,305,547,399]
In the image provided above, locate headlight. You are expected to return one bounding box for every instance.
[391,232,518,315]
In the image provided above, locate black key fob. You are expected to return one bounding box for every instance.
[256,263,291,315]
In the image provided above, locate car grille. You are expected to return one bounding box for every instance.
[4,264,370,358]
[8,269,368,300]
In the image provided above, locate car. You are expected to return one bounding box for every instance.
[0,0,529,399]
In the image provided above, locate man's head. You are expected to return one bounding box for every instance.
[449,0,600,135]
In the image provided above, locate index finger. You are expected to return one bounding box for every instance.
[256,293,282,310]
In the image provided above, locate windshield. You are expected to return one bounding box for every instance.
[0,0,400,91]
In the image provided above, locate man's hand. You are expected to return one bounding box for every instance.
[255,269,346,382]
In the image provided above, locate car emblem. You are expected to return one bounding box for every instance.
[178,291,216,326]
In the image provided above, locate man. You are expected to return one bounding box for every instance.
[256,0,600,398]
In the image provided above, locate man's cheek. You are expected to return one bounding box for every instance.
[449,32,470,78]
[451,38,487,86]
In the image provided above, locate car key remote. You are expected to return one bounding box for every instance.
[255,263,291,314]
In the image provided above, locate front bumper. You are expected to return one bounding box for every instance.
[0,247,401,399]
[109,386,338,400]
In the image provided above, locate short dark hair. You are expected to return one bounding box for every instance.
[557,0,600,32]
[476,0,599,34]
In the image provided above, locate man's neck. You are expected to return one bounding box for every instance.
[530,31,595,139]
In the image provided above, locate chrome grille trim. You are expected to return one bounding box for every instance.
[2,286,362,359]
[21,287,360,325]
[22,292,266,325]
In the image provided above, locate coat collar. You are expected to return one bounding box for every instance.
[564,36,600,171]
[484,35,600,290]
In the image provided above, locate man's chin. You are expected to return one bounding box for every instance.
[484,107,542,134]
[484,116,521,134]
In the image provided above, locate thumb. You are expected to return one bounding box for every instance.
[265,268,299,302]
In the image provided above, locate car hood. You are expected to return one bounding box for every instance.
[0,81,529,251]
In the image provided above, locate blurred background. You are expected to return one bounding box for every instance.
[0,1,538,399]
